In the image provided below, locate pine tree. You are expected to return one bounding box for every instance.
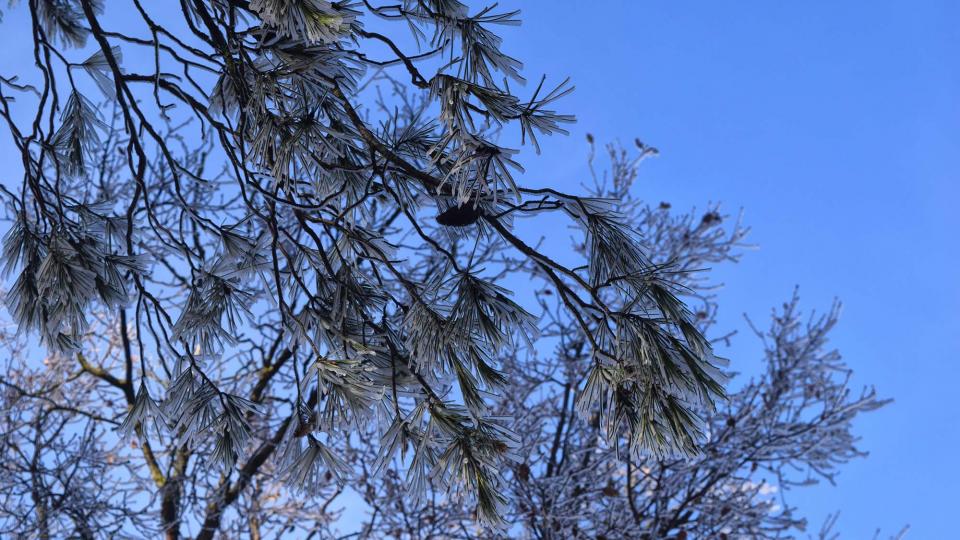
[0,1,895,538]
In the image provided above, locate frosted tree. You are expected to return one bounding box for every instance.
[0,1,891,538]
[338,143,895,539]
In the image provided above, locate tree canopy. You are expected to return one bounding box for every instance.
[0,1,889,538]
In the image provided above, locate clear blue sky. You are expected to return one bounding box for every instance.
[502,1,959,537]
[1,1,956,537]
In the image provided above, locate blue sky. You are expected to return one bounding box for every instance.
[501,1,959,536]
[0,1,956,537]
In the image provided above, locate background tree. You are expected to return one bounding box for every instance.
[0,1,892,538]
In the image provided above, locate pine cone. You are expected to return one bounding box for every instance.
[436,203,484,227]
